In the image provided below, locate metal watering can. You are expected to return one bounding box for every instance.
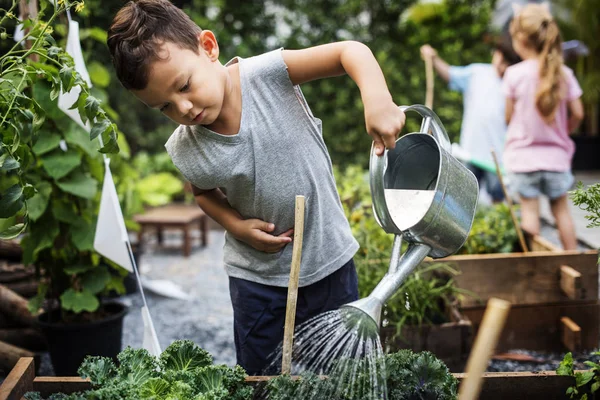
[344,105,479,327]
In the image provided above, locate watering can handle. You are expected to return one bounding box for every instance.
[399,105,452,153]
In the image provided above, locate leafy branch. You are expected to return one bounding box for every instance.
[0,0,119,239]
[570,183,600,229]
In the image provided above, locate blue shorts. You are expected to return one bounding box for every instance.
[507,170,574,200]
[466,163,504,202]
[229,258,358,375]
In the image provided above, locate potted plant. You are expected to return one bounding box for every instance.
[0,0,128,375]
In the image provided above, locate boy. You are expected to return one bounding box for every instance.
[420,36,520,203]
[107,0,405,374]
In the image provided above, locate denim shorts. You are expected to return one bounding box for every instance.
[507,170,574,200]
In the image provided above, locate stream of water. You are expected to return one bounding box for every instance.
[262,307,387,399]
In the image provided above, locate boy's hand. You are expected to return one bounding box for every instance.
[232,219,293,253]
[364,98,406,156]
[420,44,438,60]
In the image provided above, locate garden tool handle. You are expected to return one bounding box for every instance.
[399,105,452,153]
[459,298,511,400]
[282,195,305,375]
[425,55,434,109]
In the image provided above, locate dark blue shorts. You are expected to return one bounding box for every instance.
[229,258,358,375]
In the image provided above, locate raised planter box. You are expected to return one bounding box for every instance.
[0,357,580,400]
[429,235,600,352]
[380,305,472,371]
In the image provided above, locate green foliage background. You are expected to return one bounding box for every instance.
[45,0,497,169]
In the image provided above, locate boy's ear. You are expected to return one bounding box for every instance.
[198,30,219,61]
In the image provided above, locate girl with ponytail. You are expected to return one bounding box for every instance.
[503,3,584,250]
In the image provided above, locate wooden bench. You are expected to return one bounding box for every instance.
[133,204,208,257]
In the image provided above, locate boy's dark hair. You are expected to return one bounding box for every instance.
[107,0,202,90]
[494,33,521,66]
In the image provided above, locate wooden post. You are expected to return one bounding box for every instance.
[0,357,35,400]
[560,317,582,352]
[281,196,305,375]
[491,150,529,253]
[560,265,582,300]
[459,298,511,400]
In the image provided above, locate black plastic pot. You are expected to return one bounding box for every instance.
[37,302,128,376]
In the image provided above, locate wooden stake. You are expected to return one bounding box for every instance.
[425,55,434,109]
[491,150,529,253]
[281,196,306,375]
[458,298,511,400]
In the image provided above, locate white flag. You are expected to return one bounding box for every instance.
[93,158,133,272]
[142,306,162,357]
[58,20,92,131]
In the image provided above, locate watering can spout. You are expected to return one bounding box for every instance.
[343,243,432,328]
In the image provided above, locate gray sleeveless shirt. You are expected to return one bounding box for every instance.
[165,49,359,287]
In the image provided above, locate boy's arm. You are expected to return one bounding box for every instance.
[193,187,292,252]
[420,45,450,83]
[282,41,405,156]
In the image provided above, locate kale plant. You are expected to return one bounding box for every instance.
[25,340,252,400]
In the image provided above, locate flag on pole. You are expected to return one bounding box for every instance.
[142,306,162,357]
[56,17,162,356]
[94,159,134,272]
[58,20,91,130]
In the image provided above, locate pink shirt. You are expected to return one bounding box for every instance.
[502,59,582,173]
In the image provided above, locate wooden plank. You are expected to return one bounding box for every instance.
[462,301,600,352]
[33,377,92,398]
[0,357,34,400]
[560,316,582,352]
[529,234,561,252]
[434,250,598,307]
[560,266,583,300]
[0,361,581,400]
[454,371,573,400]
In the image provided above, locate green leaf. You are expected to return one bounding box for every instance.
[90,118,110,141]
[59,65,75,92]
[41,149,82,180]
[0,155,20,172]
[576,370,596,387]
[60,288,99,313]
[64,123,100,157]
[26,181,52,221]
[88,62,111,88]
[81,266,111,295]
[591,381,600,393]
[105,275,126,295]
[32,132,62,155]
[21,215,59,265]
[56,171,98,199]
[51,200,79,223]
[0,184,24,218]
[0,223,26,239]
[63,264,94,275]
[85,96,101,122]
[27,283,48,315]
[71,218,96,251]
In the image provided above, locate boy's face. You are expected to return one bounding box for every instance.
[132,31,225,126]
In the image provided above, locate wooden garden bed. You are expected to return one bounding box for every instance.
[0,357,579,400]
[380,304,472,371]
[428,235,600,352]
